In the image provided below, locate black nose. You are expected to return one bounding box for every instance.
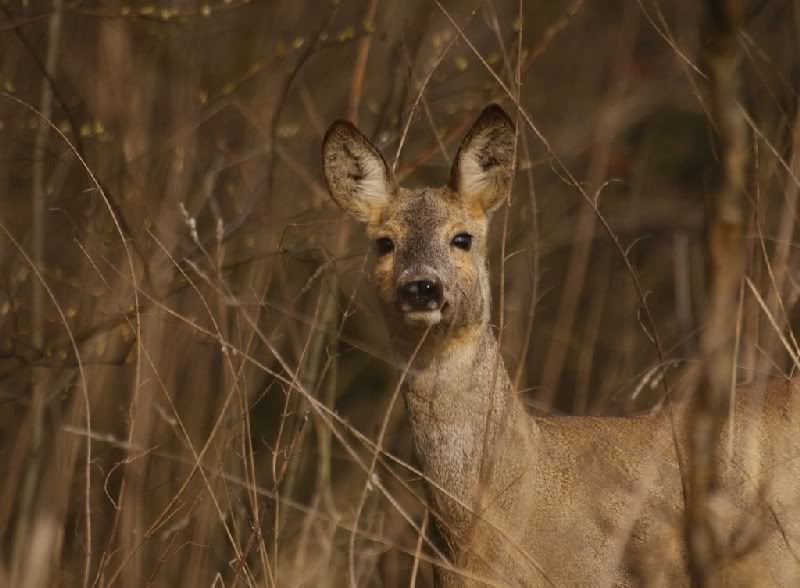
[397,279,444,311]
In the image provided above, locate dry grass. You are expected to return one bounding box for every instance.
[0,0,799,585]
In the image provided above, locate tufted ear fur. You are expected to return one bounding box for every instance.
[449,104,516,213]
[322,120,394,223]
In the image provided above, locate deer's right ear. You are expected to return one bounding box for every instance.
[322,120,394,223]
[450,104,515,214]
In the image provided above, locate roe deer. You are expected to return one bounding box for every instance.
[322,104,800,586]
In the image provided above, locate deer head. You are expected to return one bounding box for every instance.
[322,105,515,341]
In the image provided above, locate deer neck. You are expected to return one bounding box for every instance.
[393,323,536,522]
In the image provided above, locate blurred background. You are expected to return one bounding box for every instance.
[0,0,798,585]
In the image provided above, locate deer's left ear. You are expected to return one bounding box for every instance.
[322,119,395,223]
[449,104,516,213]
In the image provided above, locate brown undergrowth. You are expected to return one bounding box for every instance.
[0,0,799,585]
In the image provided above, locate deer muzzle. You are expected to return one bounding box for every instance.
[396,276,446,325]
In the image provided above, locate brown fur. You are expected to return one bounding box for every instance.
[323,105,800,586]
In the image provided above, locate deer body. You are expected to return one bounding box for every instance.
[401,316,800,587]
[322,105,800,586]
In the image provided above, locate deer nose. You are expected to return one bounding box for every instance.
[397,279,444,312]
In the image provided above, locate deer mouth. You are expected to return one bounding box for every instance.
[401,302,449,326]
[403,309,442,325]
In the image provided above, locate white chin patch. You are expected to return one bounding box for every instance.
[403,310,442,326]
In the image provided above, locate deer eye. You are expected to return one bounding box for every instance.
[451,233,472,251]
[375,237,394,256]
